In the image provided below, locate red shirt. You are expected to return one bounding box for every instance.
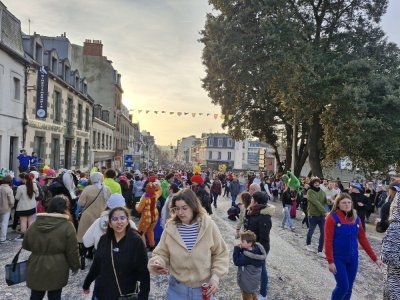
[324,210,378,264]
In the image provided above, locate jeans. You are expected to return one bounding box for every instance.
[0,210,11,241]
[212,193,219,208]
[307,216,325,252]
[166,276,214,300]
[281,205,294,229]
[30,289,62,300]
[231,194,237,206]
[331,256,358,300]
[260,261,268,297]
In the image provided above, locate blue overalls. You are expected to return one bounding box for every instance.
[331,213,360,300]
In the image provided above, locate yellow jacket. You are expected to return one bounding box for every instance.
[148,214,229,287]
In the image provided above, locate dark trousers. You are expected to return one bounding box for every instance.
[306,216,325,252]
[31,289,62,300]
[212,193,219,208]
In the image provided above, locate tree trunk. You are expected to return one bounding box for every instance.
[284,124,293,173]
[307,114,323,177]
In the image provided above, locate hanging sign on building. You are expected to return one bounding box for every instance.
[35,65,49,118]
[124,154,133,167]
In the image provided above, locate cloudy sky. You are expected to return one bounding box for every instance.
[3,0,400,145]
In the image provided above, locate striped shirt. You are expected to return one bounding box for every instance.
[178,223,199,252]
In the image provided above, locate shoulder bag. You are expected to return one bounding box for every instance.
[111,241,139,299]
[5,247,28,286]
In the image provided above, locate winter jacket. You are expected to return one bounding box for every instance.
[244,204,275,254]
[281,189,295,207]
[83,230,150,300]
[0,183,14,214]
[148,214,229,287]
[350,192,368,216]
[210,180,222,195]
[76,185,110,243]
[230,180,241,195]
[15,184,38,211]
[133,180,145,198]
[103,178,122,195]
[233,243,266,293]
[82,210,137,249]
[307,188,327,217]
[22,213,80,291]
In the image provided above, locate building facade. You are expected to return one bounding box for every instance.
[23,34,93,170]
[199,133,235,169]
[0,3,26,172]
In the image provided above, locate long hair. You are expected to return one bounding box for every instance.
[23,173,34,199]
[170,188,207,224]
[331,193,357,222]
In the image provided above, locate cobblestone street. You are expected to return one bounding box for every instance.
[0,195,385,300]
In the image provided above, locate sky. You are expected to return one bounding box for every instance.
[3,0,400,146]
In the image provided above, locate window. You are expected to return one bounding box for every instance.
[51,57,58,73]
[92,131,96,148]
[106,134,109,149]
[77,104,83,129]
[208,151,212,160]
[76,140,81,166]
[97,132,100,148]
[227,138,233,147]
[228,151,232,160]
[109,136,112,149]
[64,65,70,83]
[218,139,223,147]
[218,151,221,160]
[85,108,90,131]
[33,136,44,160]
[35,43,43,64]
[13,77,20,100]
[102,133,105,148]
[208,138,213,147]
[53,91,61,122]
[242,153,245,160]
[84,141,89,165]
[51,138,60,169]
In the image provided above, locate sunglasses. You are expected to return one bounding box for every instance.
[111,215,127,222]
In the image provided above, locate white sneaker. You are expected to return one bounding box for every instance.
[305,245,314,252]
[14,235,24,242]
[257,294,267,300]
[317,251,326,258]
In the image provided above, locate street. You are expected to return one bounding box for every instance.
[0,194,385,300]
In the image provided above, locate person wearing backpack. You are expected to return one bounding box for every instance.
[191,174,212,215]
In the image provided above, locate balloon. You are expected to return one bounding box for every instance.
[286,171,302,191]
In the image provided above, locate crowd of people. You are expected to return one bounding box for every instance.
[0,161,399,300]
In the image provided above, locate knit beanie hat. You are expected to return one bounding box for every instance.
[107,193,126,209]
[351,183,364,192]
[191,174,204,185]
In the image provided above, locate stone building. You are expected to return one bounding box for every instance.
[0,2,26,171]
[199,133,235,169]
[23,33,93,170]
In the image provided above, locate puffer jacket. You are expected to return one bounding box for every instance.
[233,242,266,293]
[244,204,275,254]
[82,210,137,249]
[22,213,80,291]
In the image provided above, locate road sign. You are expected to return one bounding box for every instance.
[124,154,133,167]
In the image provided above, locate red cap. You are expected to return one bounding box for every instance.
[191,174,204,185]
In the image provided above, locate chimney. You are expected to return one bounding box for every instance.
[83,39,103,56]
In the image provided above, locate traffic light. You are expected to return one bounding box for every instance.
[258,148,266,168]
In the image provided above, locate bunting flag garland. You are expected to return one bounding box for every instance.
[128,108,231,120]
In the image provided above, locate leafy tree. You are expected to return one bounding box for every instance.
[201,0,400,176]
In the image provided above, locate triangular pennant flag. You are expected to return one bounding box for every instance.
[130,109,135,112]
[199,113,203,116]
[207,113,210,116]
[170,112,174,115]
[138,110,142,114]
[184,112,189,115]
[192,113,196,117]
[154,111,158,114]
[146,110,150,114]
[214,114,218,119]
[161,111,166,114]
[177,112,182,116]
[220,114,225,120]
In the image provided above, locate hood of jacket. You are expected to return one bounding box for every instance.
[99,210,110,231]
[34,213,69,233]
[260,204,275,216]
[243,242,267,261]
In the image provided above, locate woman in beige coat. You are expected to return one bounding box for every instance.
[76,172,110,269]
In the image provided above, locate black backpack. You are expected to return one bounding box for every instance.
[227,205,240,221]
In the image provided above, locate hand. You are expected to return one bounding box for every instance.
[206,279,219,297]
[83,289,90,295]
[328,263,337,275]
[151,260,169,275]
[376,259,384,270]
[357,202,364,207]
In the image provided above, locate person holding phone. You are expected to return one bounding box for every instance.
[324,193,383,300]
[148,189,229,299]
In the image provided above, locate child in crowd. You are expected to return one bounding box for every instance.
[233,231,267,300]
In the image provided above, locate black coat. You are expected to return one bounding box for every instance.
[350,192,369,217]
[83,230,150,300]
[244,204,272,254]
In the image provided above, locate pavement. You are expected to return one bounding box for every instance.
[0,195,385,299]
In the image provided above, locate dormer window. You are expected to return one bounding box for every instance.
[83,82,87,94]
[75,75,79,89]
[51,57,58,73]
[35,43,43,64]
[64,65,70,83]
